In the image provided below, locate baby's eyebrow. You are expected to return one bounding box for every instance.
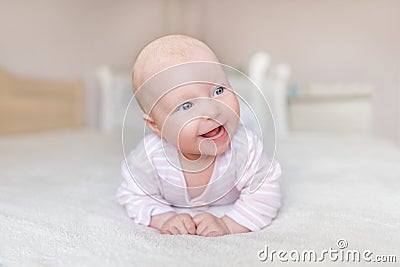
[171,84,212,100]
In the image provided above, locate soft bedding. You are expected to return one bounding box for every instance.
[0,130,399,266]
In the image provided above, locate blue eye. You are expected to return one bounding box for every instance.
[213,86,225,96]
[178,102,193,111]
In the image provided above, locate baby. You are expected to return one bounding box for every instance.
[117,34,282,237]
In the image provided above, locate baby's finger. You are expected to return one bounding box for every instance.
[206,231,222,237]
[193,213,206,225]
[175,221,189,235]
[169,225,180,235]
[196,222,209,236]
[182,217,196,235]
[160,228,172,235]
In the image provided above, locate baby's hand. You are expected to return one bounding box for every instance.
[193,212,230,237]
[160,213,196,235]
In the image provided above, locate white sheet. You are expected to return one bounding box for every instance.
[0,130,399,266]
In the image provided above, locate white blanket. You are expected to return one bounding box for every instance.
[0,130,399,266]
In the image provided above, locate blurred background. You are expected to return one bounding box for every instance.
[1,0,399,144]
[2,2,400,264]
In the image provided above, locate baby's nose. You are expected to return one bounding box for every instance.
[201,100,219,119]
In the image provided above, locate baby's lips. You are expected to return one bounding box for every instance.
[198,119,227,136]
[201,126,221,138]
[199,118,222,135]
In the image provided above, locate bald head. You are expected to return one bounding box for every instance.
[132,35,220,95]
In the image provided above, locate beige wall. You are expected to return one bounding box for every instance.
[0,0,166,126]
[1,0,399,143]
[198,0,400,142]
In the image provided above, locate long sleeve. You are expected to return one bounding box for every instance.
[116,135,175,226]
[225,131,282,231]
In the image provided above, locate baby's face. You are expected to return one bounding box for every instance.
[150,80,240,159]
[135,45,240,160]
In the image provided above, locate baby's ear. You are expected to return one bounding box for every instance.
[142,114,161,137]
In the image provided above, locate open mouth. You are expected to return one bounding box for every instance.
[201,125,224,139]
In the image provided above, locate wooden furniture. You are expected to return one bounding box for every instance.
[0,69,84,134]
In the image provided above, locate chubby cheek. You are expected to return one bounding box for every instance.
[161,117,200,150]
[222,95,241,134]
[229,95,241,121]
[176,121,201,153]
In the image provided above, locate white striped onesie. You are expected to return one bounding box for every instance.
[116,125,282,231]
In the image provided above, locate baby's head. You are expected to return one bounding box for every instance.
[132,34,240,160]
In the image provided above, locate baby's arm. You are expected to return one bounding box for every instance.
[117,158,176,227]
[117,163,196,234]
[224,132,282,232]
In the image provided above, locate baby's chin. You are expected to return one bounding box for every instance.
[180,147,229,161]
[198,139,232,157]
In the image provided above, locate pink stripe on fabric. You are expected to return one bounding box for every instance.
[232,202,265,229]
[225,209,259,231]
[245,200,276,219]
